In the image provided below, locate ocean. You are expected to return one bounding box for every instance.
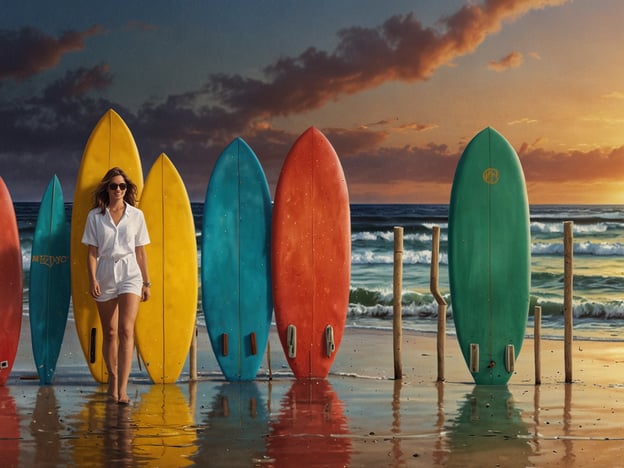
[15,203,624,341]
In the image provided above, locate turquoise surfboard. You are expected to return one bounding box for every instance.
[29,175,70,385]
[448,127,530,385]
[202,138,273,381]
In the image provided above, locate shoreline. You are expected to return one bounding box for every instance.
[5,318,624,466]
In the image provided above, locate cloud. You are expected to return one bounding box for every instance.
[396,122,439,133]
[508,117,538,125]
[207,0,569,119]
[42,64,113,100]
[124,21,159,32]
[0,26,105,81]
[488,51,524,71]
[520,145,624,182]
[601,91,624,100]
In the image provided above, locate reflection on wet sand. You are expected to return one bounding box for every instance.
[0,387,19,467]
[267,379,351,467]
[132,384,197,466]
[446,385,531,466]
[194,381,269,465]
[69,389,109,466]
[30,386,64,466]
[69,388,137,466]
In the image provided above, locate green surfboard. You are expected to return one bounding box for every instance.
[448,127,530,385]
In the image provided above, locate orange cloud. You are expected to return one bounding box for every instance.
[601,91,624,100]
[488,51,524,71]
[396,122,439,133]
[208,0,570,119]
[508,117,538,125]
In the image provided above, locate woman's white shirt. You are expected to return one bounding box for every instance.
[81,204,150,259]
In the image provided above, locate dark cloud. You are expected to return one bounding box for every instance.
[520,145,624,182]
[43,64,112,100]
[0,26,105,81]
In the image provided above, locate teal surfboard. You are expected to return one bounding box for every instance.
[448,127,530,385]
[29,175,70,385]
[202,138,273,381]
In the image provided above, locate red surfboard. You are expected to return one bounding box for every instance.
[0,177,22,386]
[271,127,351,379]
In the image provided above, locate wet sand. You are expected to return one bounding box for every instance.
[4,318,624,467]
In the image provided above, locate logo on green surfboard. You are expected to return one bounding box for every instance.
[482,168,499,184]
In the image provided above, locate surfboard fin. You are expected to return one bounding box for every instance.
[287,325,296,358]
[325,325,336,357]
[470,343,479,373]
[250,332,257,355]
[89,328,97,364]
[222,333,229,356]
[505,344,515,373]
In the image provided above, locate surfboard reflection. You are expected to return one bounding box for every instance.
[0,387,19,466]
[132,384,197,467]
[193,381,269,465]
[267,379,351,467]
[30,386,64,465]
[446,385,531,466]
[69,389,130,466]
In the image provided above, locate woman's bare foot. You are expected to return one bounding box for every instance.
[117,395,130,405]
[107,378,118,402]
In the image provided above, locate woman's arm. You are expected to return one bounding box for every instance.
[87,245,100,298]
[135,245,151,301]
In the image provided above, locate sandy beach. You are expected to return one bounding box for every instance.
[3,317,624,467]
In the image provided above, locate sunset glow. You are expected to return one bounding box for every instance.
[0,0,622,204]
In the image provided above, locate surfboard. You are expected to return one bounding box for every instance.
[29,175,71,385]
[202,138,272,381]
[271,127,351,379]
[448,127,530,385]
[71,109,144,383]
[135,153,197,384]
[0,177,22,386]
[267,380,351,465]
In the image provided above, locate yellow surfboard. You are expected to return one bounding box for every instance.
[135,153,197,383]
[70,109,143,383]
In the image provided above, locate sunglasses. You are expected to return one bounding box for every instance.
[108,183,127,191]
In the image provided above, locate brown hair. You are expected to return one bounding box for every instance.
[92,167,138,213]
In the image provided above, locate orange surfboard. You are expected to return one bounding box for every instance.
[271,127,351,379]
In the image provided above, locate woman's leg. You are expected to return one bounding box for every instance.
[96,299,120,401]
[117,293,141,403]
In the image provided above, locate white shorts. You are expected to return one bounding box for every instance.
[95,255,143,302]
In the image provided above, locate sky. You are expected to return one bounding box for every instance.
[1,0,623,204]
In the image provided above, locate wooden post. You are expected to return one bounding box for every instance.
[267,339,273,380]
[393,226,404,380]
[430,226,447,382]
[534,305,541,385]
[189,321,198,381]
[564,221,574,383]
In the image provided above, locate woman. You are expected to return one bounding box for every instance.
[81,167,151,404]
